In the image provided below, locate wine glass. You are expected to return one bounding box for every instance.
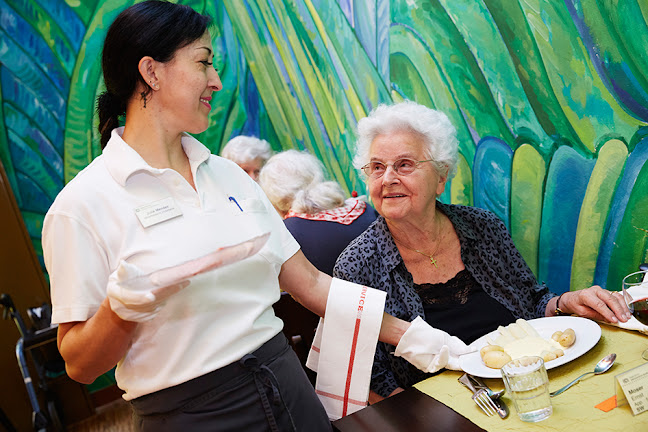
[622,269,648,360]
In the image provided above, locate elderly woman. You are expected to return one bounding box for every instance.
[221,135,273,181]
[260,149,378,275]
[333,100,631,402]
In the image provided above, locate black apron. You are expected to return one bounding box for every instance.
[130,332,332,431]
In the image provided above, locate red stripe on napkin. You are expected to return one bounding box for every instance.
[343,317,362,416]
[315,389,366,407]
[341,286,368,417]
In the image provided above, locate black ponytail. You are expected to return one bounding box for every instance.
[97,91,126,149]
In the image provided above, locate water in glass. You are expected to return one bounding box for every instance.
[501,356,552,422]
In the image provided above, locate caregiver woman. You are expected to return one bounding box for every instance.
[41,2,467,431]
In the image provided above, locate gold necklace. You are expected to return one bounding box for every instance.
[397,217,444,268]
[413,247,442,268]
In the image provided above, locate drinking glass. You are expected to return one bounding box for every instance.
[622,270,648,360]
[501,356,552,422]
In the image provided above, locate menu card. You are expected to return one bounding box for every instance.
[615,362,648,415]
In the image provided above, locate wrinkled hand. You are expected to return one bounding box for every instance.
[107,260,190,322]
[560,286,631,324]
[395,316,475,373]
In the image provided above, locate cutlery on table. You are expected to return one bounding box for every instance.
[459,373,509,418]
[466,374,505,401]
[466,374,509,419]
[472,389,498,416]
[550,353,616,397]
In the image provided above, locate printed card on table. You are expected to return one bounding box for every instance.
[615,362,648,415]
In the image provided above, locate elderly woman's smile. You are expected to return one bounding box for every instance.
[367,130,446,224]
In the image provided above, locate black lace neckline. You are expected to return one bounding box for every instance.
[413,269,478,306]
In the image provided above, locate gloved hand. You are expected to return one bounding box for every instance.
[106,233,271,322]
[395,316,474,373]
[106,260,190,322]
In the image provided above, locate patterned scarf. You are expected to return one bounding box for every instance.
[284,198,367,225]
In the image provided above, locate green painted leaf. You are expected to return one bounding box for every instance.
[483,0,584,151]
[571,139,627,290]
[607,158,648,290]
[538,146,595,293]
[388,25,476,164]
[437,0,549,150]
[518,0,642,147]
[64,1,134,182]
[392,1,516,149]
[449,152,473,206]
[511,144,546,277]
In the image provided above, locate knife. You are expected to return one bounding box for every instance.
[459,373,509,419]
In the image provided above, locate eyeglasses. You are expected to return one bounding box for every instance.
[361,158,435,178]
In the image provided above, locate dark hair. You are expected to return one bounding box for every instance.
[97,0,211,148]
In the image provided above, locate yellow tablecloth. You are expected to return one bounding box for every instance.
[415,323,648,431]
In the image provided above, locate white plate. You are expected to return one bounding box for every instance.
[459,316,601,378]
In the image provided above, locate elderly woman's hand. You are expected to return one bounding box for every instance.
[559,286,631,323]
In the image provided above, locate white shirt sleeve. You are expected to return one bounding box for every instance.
[43,211,111,324]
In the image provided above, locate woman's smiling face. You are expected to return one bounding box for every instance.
[155,31,222,134]
[367,130,447,224]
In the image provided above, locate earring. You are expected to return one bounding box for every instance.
[150,81,158,89]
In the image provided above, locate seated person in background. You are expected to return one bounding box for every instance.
[220,135,272,181]
[333,100,630,402]
[260,149,378,276]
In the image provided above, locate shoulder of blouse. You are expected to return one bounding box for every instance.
[333,217,387,278]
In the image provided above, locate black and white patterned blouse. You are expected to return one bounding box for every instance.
[333,201,556,397]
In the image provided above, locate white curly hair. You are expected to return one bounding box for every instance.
[353,100,459,179]
[259,150,346,215]
[221,135,273,165]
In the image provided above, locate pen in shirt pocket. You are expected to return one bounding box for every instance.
[229,196,243,212]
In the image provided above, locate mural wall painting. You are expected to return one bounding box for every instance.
[1,0,647,295]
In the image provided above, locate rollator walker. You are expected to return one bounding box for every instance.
[1,293,64,431]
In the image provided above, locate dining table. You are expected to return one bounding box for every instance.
[333,321,647,431]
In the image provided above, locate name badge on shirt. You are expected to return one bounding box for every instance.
[135,197,183,228]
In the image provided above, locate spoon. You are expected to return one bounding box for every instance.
[484,387,505,400]
[550,353,616,397]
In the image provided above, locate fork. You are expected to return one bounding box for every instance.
[471,388,499,416]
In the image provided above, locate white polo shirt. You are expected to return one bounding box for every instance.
[43,127,299,400]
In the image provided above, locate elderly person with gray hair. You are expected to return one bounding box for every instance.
[260,149,378,275]
[333,100,630,402]
[221,135,273,181]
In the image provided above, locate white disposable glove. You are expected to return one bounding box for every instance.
[107,260,190,322]
[395,316,475,373]
[106,232,271,322]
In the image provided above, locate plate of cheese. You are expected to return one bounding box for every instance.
[459,316,601,378]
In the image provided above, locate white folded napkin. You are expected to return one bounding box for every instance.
[306,278,386,420]
[613,281,648,335]
[615,316,648,335]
